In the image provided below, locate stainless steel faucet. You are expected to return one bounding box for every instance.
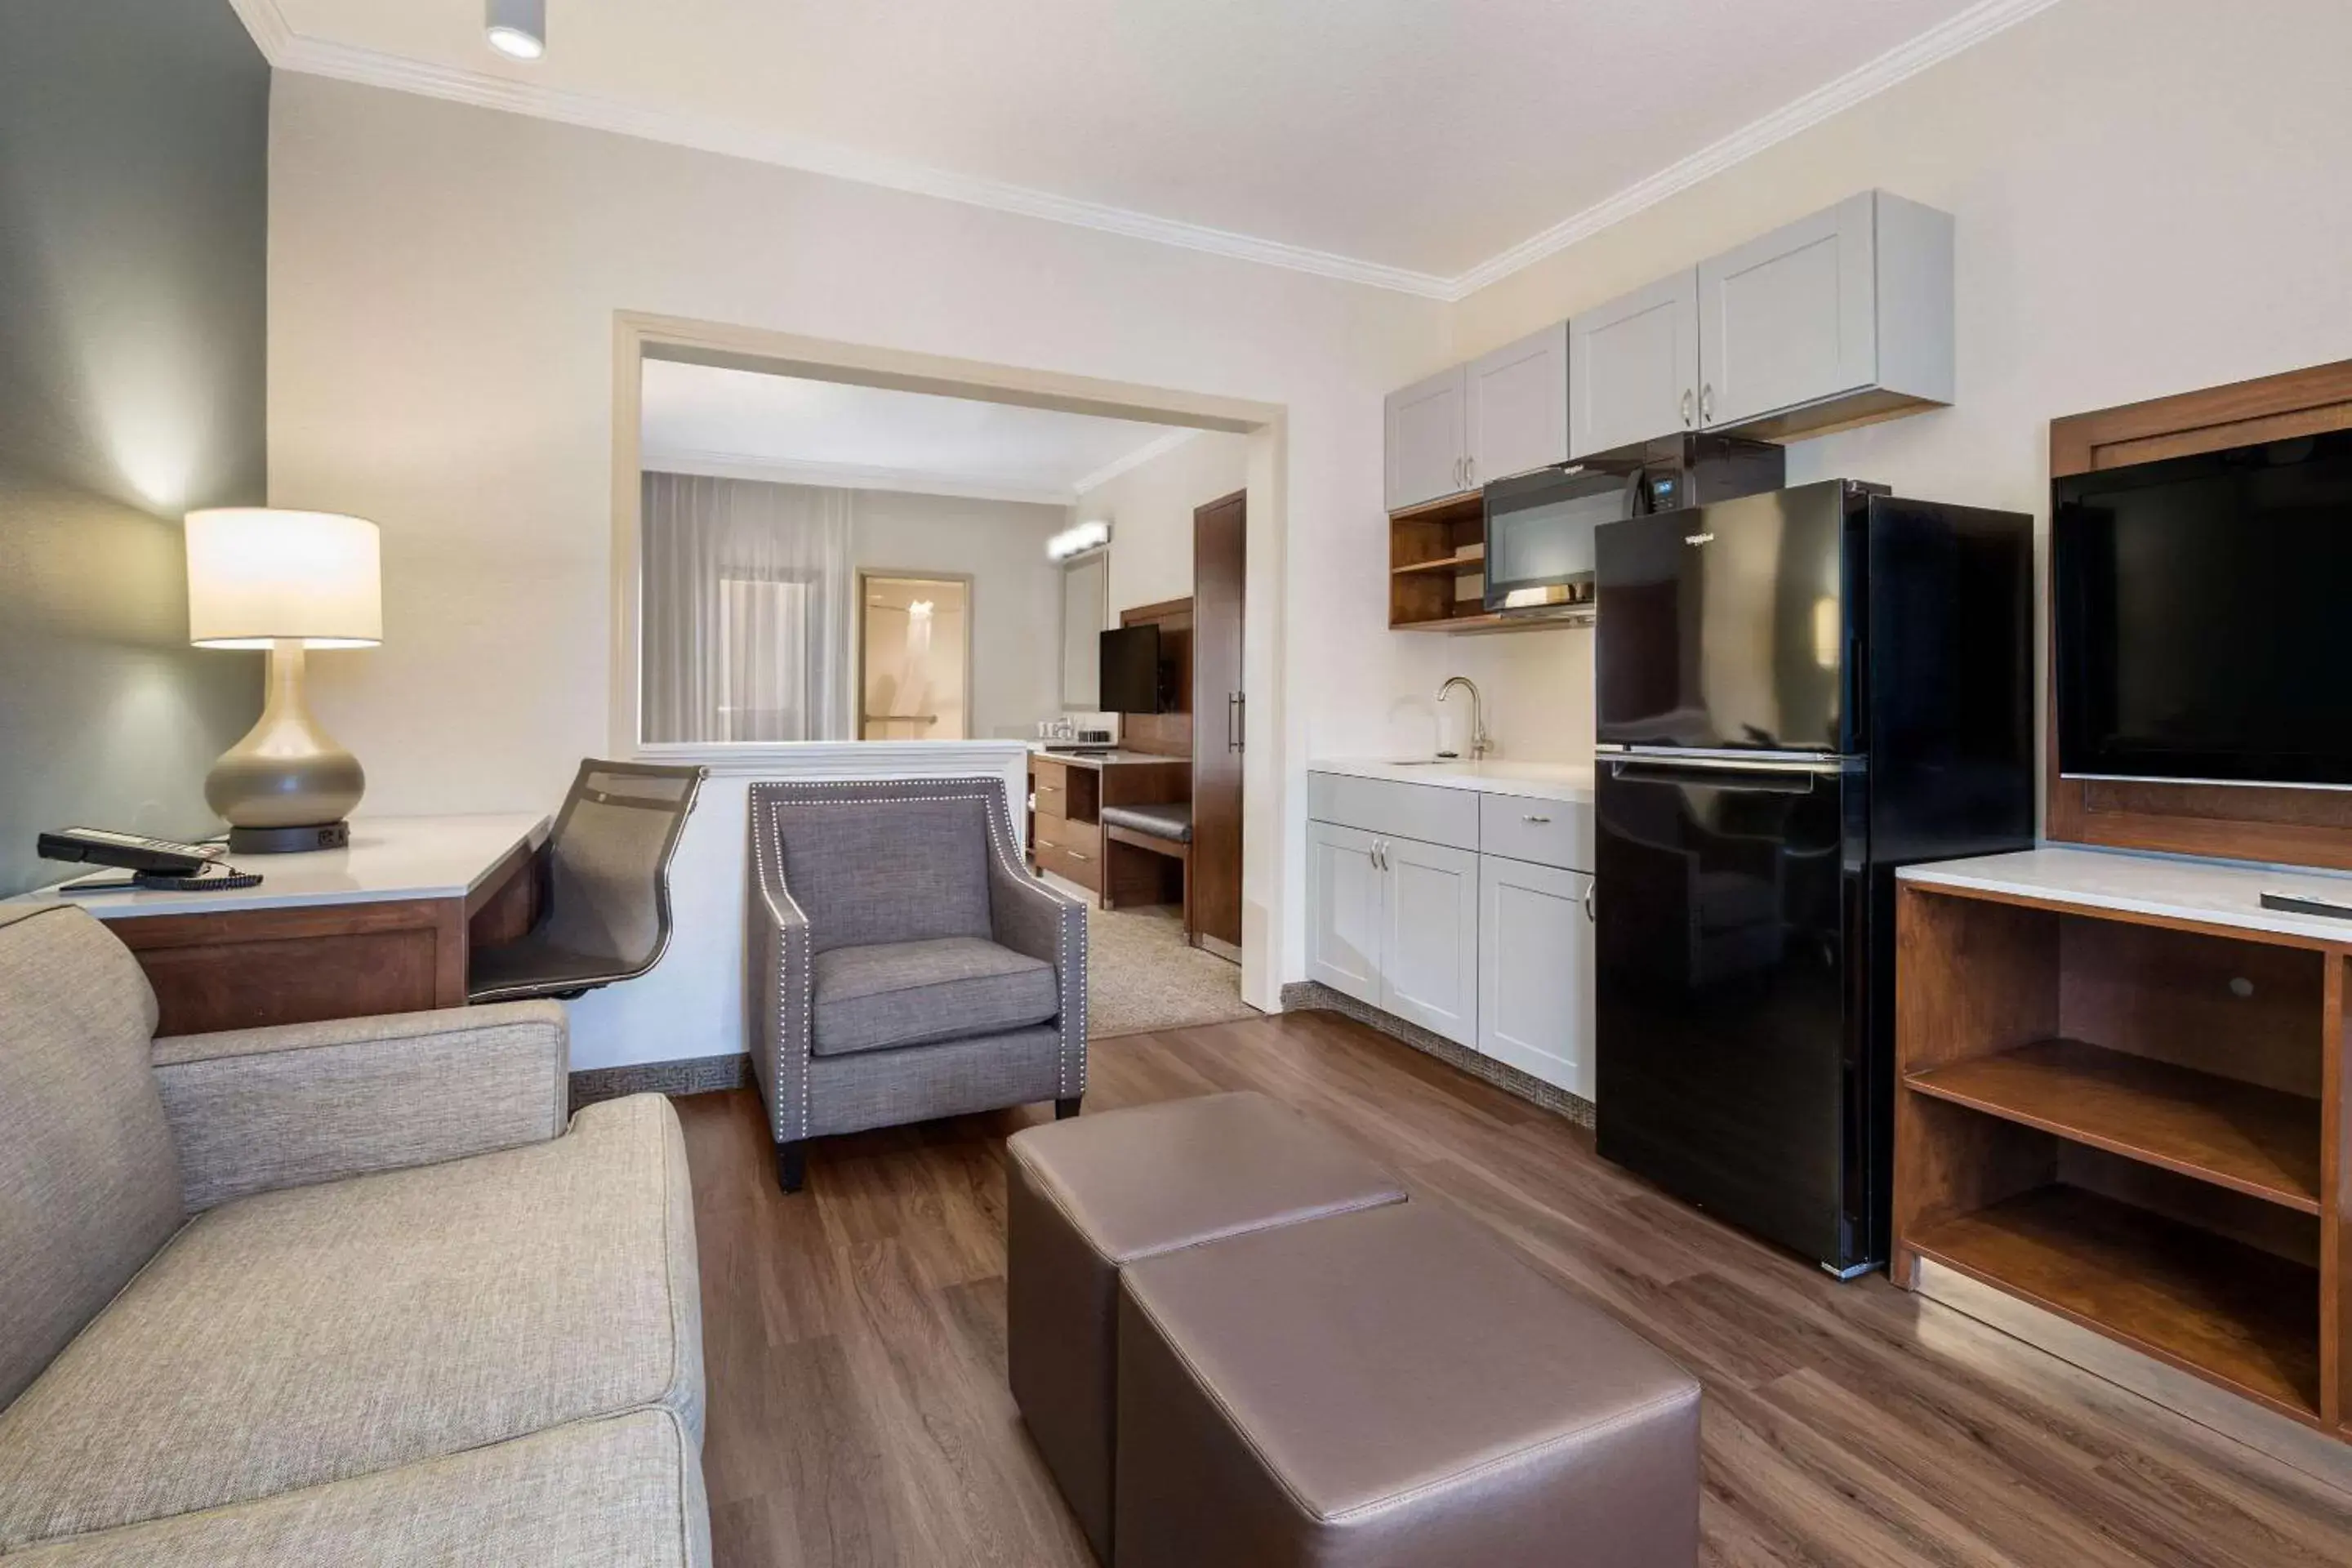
[1436,676,1491,760]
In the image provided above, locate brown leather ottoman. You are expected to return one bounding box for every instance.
[1116,1201,1702,1568]
[1006,1092,1408,1562]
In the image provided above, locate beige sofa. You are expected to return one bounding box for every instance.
[0,904,709,1565]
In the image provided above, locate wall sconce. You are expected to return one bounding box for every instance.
[1047,519,1111,561]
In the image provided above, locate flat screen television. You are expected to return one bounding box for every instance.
[2054,430,2352,786]
[1098,624,1166,715]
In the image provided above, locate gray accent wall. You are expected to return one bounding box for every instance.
[0,1,270,894]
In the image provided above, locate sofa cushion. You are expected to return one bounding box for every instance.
[0,1094,702,1549]
[773,795,995,953]
[812,937,1058,1057]
[0,906,182,1411]
[3,1411,709,1568]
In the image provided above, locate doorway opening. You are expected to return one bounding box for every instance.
[858,572,970,741]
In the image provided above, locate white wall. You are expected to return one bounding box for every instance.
[1077,430,1247,617]
[847,486,1066,739]
[266,72,1451,1012]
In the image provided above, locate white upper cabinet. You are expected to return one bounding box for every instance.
[1464,323,1570,484]
[1569,271,1699,459]
[1697,189,1953,438]
[1383,366,1469,511]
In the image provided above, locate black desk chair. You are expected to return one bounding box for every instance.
[467,760,706,1003]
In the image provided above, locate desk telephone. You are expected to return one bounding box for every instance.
[36,827,261,892]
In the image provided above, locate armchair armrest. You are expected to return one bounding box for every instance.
[152,1000,569,1212]
[748,831,815,1145]
[987,842,1089,1099]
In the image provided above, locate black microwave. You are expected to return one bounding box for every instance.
[1482,434,1784,617]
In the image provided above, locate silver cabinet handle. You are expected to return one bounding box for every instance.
[1521,813,1552,825]
[1465,455,1476,487]
[1584,884,1596,922]
[1699,383,1714,425]
[1680,389,1694,428]
[1064,849,1091,862]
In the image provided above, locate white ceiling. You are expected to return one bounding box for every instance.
[639,360,1192,504]
[242,0,2054,293]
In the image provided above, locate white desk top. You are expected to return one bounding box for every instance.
[1309,757,1596,804]
[1899,845,2352,946]
[14,813,548,920]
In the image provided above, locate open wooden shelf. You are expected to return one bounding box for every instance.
[1391,548,1484,577]
[1907,1184,2320,1421]
[1905,1037,2321,1213]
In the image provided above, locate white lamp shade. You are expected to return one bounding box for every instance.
[185,509,383,648]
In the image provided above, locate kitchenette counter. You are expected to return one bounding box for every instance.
[1307,758,1595,804]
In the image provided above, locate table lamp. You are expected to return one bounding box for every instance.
[185,508,382,853]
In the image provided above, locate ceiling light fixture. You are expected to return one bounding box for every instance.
[486,0,546,60]
[1047,519,1111,562]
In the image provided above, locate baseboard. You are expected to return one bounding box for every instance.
[1280,982,1594,1129]
[569,1054,746,1114]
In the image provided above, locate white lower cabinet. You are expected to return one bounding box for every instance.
[1477,856,1596,1100]
[1379,837,1480,1046]
[1306,821,1384,1004]
[1307,770,1597,1101]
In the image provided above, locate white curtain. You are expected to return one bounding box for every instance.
[641,472,855,742]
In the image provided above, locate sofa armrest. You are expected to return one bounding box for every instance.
[987,845,1089,1099]
[748,834,815,1145]
[152,1001,569,1212]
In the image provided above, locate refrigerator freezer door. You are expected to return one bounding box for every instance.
[1595,480,1857,755]
[1593,752,1865,1271]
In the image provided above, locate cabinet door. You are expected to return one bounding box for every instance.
[1306,822,1385,1004]
[1465,323,1569,484]
[1569,271,1699,459]
[1384,366,1468,511]
[1698,190,1877,430]
[1379,836,1479,1047]
[1477,857,1595,1099]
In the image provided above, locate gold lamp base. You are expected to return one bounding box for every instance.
[205,639,366,854]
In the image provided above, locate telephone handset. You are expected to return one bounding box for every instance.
[36,828,260,893]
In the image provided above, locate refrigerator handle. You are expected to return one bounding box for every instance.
[1606,760,1826,793]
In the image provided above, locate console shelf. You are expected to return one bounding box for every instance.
[1904,1037,2321,1213]
[1907,1184,2321,1421]
[1892,848,2351,1445]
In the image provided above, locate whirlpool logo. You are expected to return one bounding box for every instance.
[1683,531,1715,546]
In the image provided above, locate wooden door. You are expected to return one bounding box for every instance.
[1379,835,1480,1047]
[1383,366,1468,510]
[1192,490,1246,952]
[1305,821,1384,1004]
[1570,270,1699,458]
[1698,190,1877,430]
[1477,856,1595,1098]
[1466,323,1570,484]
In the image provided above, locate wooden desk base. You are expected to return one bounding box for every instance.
[110,840,540,1036]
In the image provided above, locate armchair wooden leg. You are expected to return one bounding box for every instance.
[776,1139,808,1194]
[1056,1096,1083,1120]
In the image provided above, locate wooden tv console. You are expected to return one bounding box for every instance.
[1892,848,2350,1442]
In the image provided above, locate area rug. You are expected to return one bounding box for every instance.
[1081,899,1261,1039]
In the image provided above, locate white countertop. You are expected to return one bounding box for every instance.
[1899,845,2352,945]
[1309,758,1596,804]
[13,813,548,920]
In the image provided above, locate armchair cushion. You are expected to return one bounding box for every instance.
[0,1095,702,1550]
[778,796,994,954]
[151,1000,569,1213]
[812,937,1058,1058]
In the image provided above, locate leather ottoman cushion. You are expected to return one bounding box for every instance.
[1004,1093,1406,1561]
[1116,1201,1701,1568]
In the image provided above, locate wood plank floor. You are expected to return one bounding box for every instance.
[676,1011,2352,1567]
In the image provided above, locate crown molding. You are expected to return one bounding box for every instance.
[1071,429,1203,498]
[234,0,2060,305]
[642,449,1080,507]
[1448,0,2067,296]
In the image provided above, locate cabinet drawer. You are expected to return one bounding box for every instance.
[1033,837,1101,891]
[1033,813,1101,860]
[1031,759,1071,816]
[1307,773,1479,852]
[1478,795,1592,872]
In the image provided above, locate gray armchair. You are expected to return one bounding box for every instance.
[748,777,1088,1192]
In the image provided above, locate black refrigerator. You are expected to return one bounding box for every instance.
[1591,479,2034,1276]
